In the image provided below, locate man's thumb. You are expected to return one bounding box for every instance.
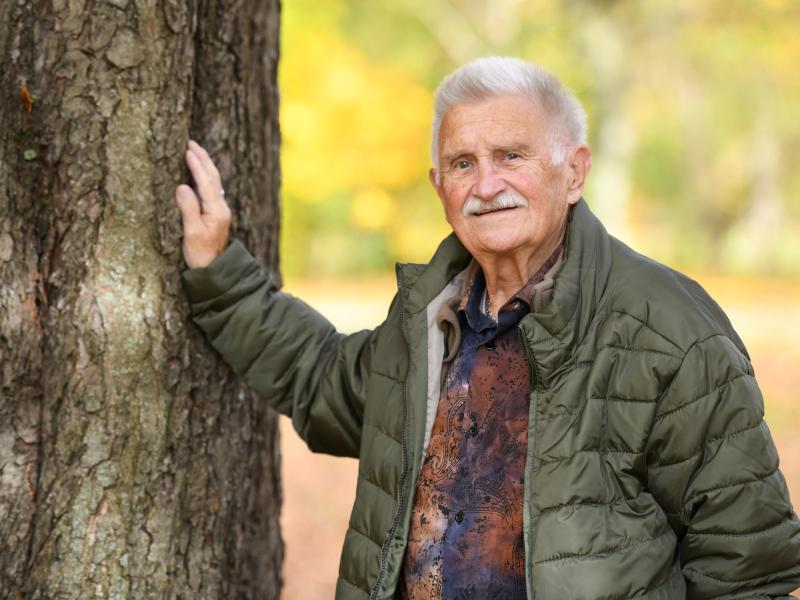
[175,185,201,228]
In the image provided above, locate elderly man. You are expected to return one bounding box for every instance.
[175,58,800,599]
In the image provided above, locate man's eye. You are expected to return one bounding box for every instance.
[505,152,520,160]
[455,160,471,169]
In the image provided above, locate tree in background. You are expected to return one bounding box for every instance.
[280,0,800,277]
[0,0,282,596]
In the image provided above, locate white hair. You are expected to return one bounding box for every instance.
[431,57,588,177]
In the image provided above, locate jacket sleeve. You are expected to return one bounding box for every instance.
[181,239,379,458]
[645,334,800,599]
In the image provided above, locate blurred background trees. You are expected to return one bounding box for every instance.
[279,0,800,277]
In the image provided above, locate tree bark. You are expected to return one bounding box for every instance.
[0,0,283,597]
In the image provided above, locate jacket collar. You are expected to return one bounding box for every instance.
[396,198,613,382]
[395,233,471,314]
[522,198,613,383]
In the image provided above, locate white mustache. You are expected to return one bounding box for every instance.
[462,190,528,217]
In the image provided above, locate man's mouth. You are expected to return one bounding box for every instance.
[474,206,519,216]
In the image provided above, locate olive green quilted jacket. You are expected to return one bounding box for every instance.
[182,199,800,599]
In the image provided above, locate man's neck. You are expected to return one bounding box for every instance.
[477,230,565,318]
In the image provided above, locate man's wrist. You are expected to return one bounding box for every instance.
[181,239,260,303]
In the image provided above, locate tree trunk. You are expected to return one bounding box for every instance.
[0,0,283,597]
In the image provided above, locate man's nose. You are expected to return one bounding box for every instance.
[473,161,506,201]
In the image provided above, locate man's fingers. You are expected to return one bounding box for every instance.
[175,184,202,228]
[185,151,215,208]
[185,145,227,216]
[176,145,231,269]
[175,181,231,268]
[188,140,222,184]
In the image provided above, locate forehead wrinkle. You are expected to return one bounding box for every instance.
[443,117,534,141]
[438,96,554,164]
[441,122,544,149]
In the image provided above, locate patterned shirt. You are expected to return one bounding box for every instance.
[399,247,562,600]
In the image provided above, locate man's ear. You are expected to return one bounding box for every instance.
[566,145,592,205]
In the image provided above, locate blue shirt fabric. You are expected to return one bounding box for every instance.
[400,247,562,599]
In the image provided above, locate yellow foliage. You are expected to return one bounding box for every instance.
[350,187,395,231]
[279,0,800,278]
[280,29,432,202]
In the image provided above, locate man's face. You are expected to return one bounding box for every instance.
[430,94,590,262]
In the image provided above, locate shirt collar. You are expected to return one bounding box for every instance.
[458,243,564,330]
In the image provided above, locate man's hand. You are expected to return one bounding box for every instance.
[175,140,231,269]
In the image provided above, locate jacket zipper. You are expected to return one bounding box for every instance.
[520,323,539,600]
[370,273,411,600]
[520,326,539,390]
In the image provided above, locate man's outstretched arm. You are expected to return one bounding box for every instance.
[175,140,377,457]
